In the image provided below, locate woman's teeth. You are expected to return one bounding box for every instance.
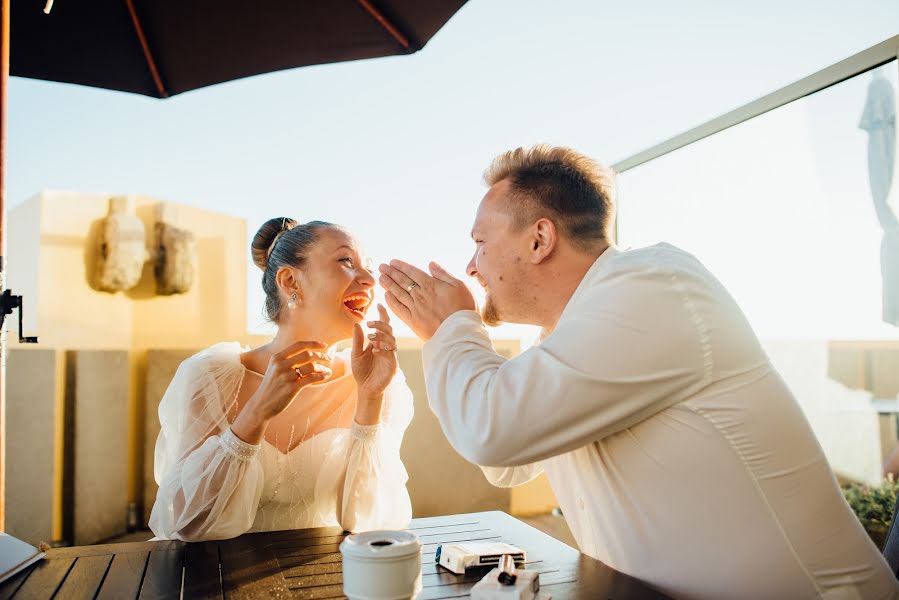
[343,294,370,318]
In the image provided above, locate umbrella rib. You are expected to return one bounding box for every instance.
[125,0,168,98]
[355,0,413,51]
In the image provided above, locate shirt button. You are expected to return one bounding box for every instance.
[578,498,586,511]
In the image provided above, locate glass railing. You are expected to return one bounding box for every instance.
[614,41,899,484]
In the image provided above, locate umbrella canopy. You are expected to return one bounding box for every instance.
[12,0,467,98]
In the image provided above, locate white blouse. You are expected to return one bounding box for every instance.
[149,342,413,541]
[422,243,899,600]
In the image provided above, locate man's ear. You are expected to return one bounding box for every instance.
[529,218,557,264]
[275,266,301,299]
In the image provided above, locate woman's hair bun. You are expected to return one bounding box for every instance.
[251,217,298,271]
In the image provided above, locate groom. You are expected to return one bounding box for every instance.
[378,145,898,599]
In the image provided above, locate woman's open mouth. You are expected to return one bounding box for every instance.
[342,293,371,319]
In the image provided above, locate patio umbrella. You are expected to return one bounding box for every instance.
[858,66,898,326]
[11,0,467,98]
[0,0,467,529]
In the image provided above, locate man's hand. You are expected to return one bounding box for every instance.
[378,260,477,341]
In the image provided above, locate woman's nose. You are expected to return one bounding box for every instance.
[359,268,376,286]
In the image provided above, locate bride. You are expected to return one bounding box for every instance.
[149,217,413,541]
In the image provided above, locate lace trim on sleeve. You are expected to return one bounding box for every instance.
[350,420,381,441]
[220,427,261,461]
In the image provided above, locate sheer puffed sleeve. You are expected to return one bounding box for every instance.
[314,366,414,532]
[149,344,265,541]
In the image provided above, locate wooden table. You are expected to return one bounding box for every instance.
[0,511,667,599]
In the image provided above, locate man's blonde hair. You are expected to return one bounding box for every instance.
[483,145,616,249]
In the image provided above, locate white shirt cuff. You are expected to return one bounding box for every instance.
[428,310,483,343]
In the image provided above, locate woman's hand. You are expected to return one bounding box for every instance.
[232,341,332,444]
[352,304,398,425]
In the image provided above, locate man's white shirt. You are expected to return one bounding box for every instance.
[422,243,899,600]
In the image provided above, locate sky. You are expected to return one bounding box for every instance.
[7,0,899,339]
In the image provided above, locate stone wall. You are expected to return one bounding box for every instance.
[5,349,62,546]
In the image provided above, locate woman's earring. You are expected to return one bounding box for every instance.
[287,292,298,310]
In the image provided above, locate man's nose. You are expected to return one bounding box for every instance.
[466,256,478,278]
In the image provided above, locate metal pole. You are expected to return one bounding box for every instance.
[612,34,899,173]
[0,0,10,532]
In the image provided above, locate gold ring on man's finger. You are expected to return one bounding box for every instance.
[406,281,420,293]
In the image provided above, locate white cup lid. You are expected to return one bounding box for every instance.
[339,530,421,559]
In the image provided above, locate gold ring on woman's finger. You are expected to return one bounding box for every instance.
[294,367,304,378]
[406,281,420,293]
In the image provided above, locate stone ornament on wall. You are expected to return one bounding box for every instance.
[91,197,197,296]
[154,202,196,295]
[95,196,149,292]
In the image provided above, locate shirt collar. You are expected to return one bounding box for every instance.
[538,243,620,341]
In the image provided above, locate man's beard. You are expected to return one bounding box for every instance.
[481,294,503,327]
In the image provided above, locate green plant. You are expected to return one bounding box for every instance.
[843,475,899,548]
